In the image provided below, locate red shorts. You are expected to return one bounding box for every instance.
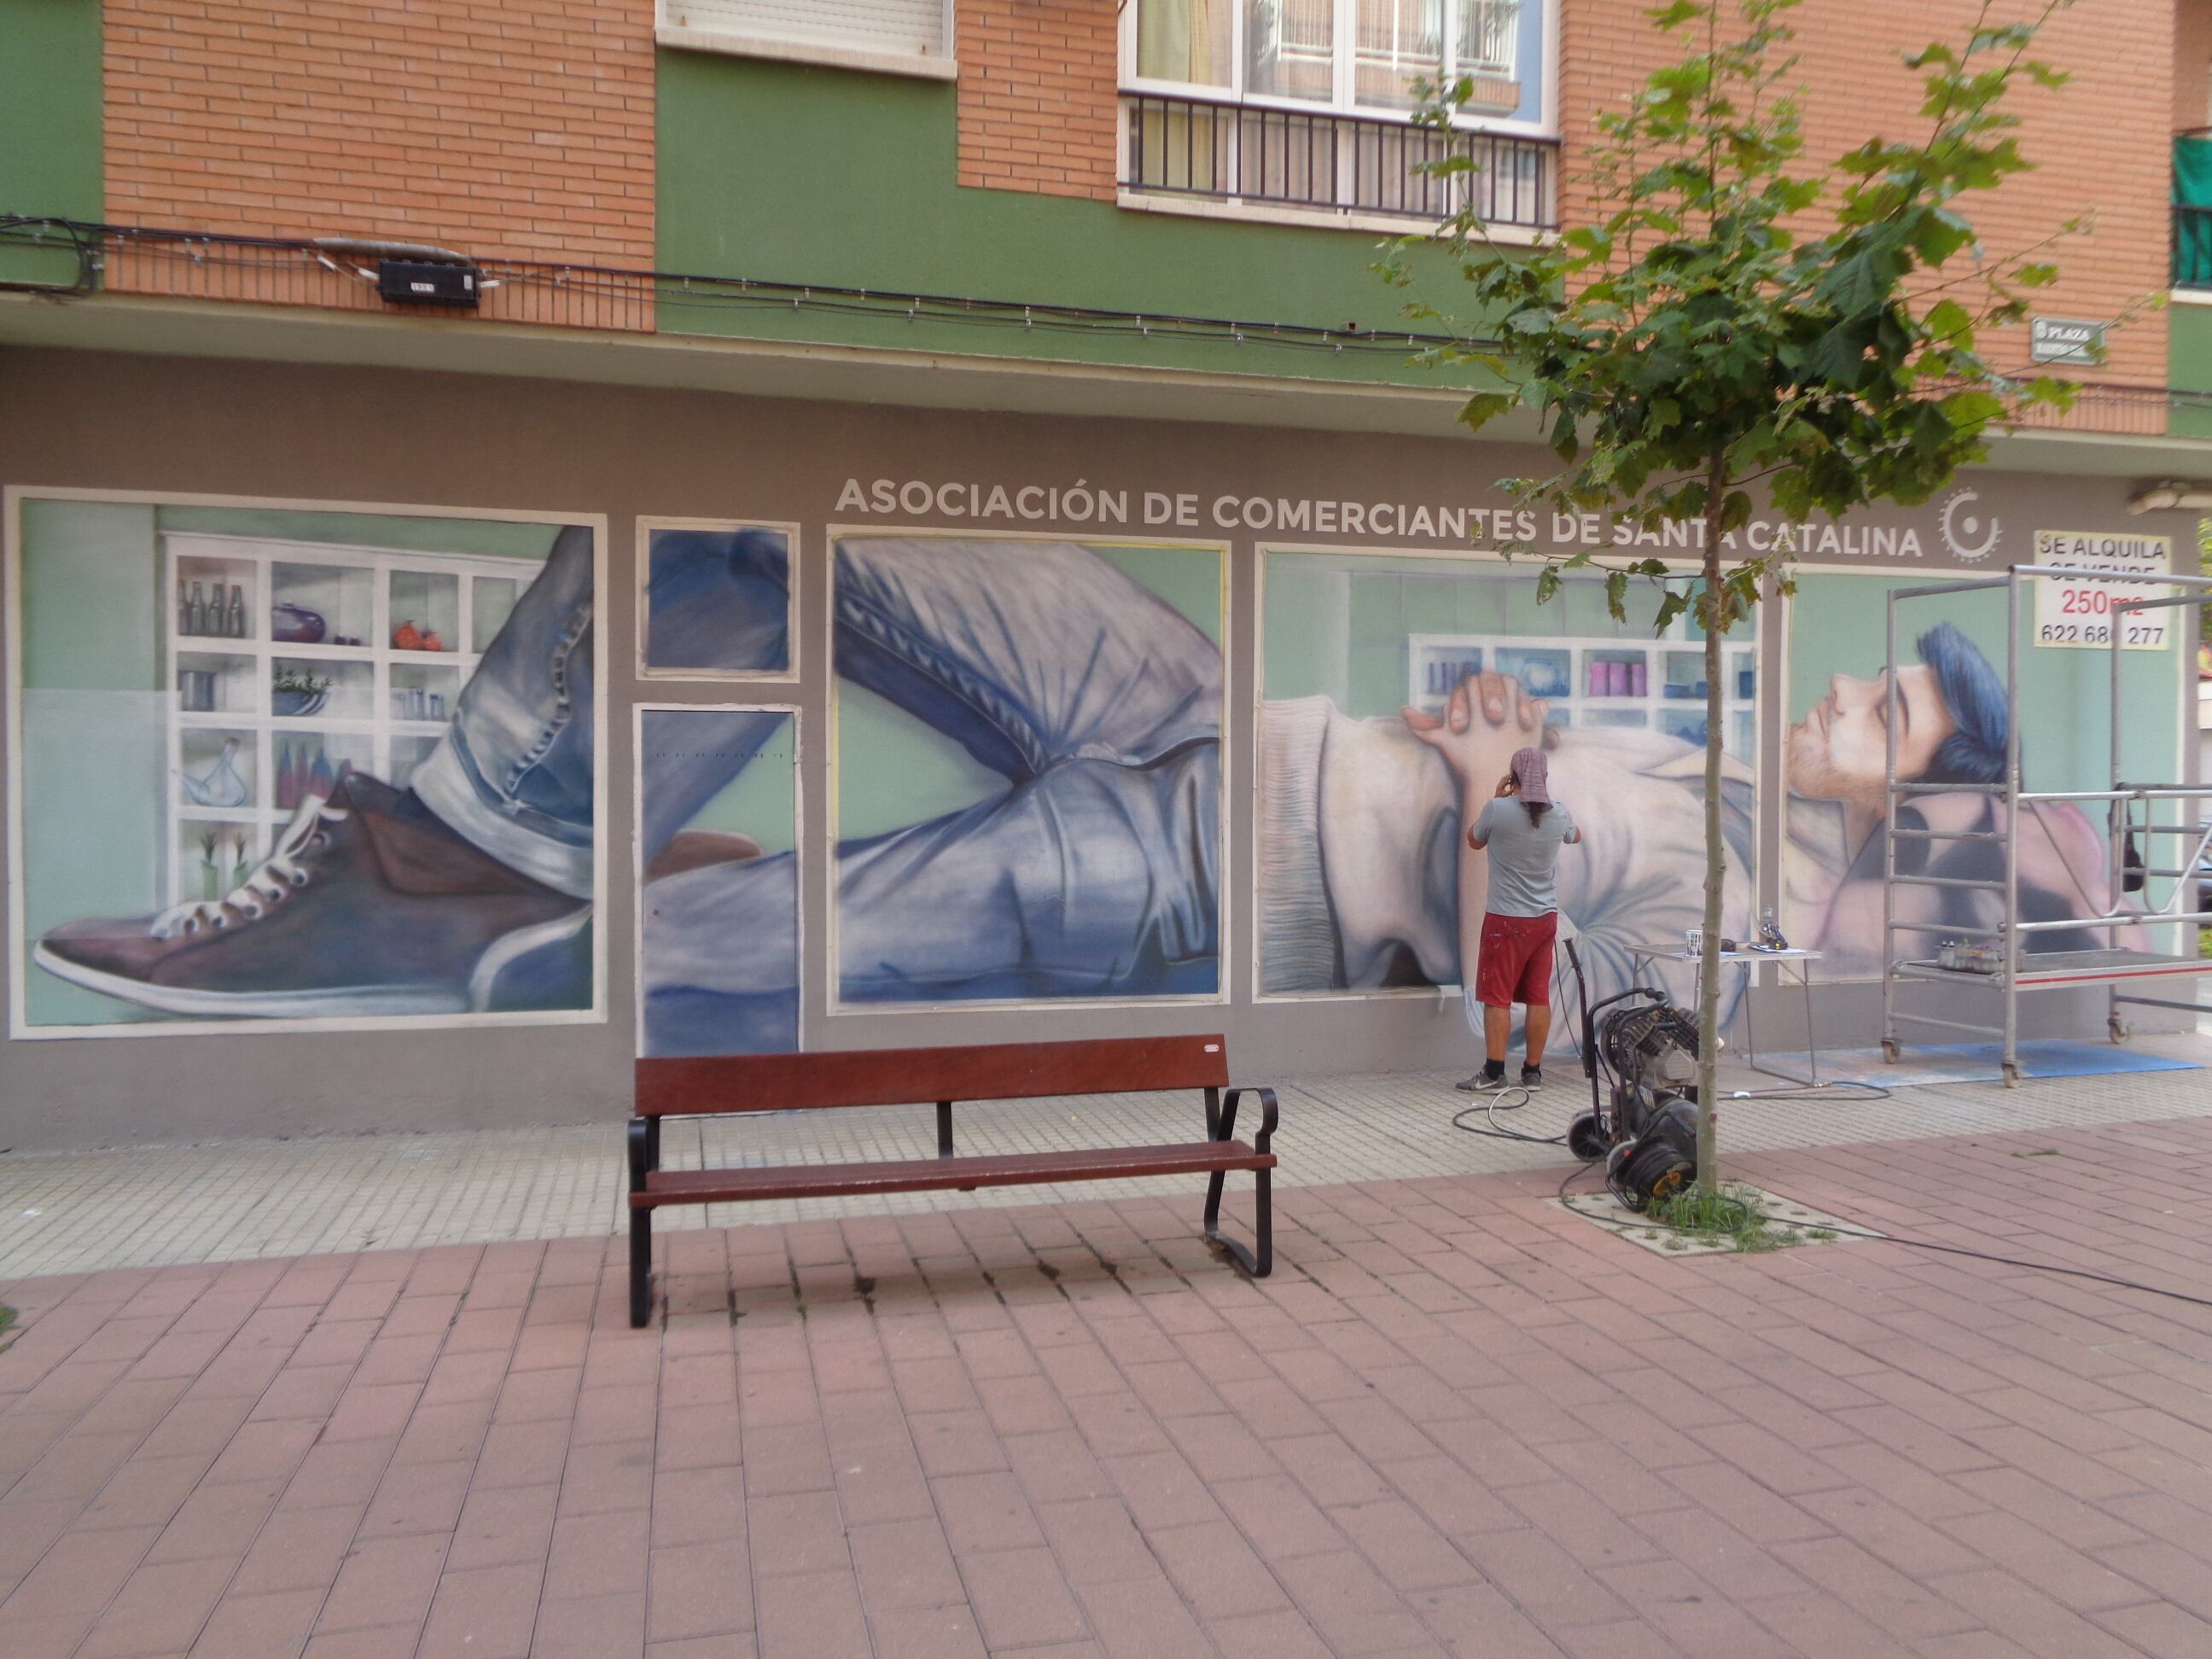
[1476,911,1558,1009]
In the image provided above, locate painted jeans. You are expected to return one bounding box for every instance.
[422,529,1223,1055]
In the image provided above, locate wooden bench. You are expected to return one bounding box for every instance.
[627,1034,1278,1326]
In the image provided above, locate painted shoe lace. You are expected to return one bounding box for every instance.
[152,795,351,939]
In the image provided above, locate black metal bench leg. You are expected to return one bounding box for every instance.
[627,1118,655,1329]
[629,1208,653,1329]
[1203,1166,1272,1278]
[1202,1086,1276,1278]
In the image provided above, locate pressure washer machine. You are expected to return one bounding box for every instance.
[1562,938,1701,1210]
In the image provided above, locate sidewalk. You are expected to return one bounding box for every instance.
[5,1099,2212,1656]
[6,1045,2212,1278]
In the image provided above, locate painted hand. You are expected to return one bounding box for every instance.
[1401,670,1551,795]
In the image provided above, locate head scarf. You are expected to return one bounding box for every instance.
[1510,746,1551,805]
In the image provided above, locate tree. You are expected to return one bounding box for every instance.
[1389,0,2085,1196]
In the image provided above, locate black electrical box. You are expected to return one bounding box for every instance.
[377,260,479,308]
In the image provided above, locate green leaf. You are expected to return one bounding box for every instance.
[1923,297,1973,344]
[1458,392,1514,430]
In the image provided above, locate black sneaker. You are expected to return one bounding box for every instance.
[1520,1066,1543,1090]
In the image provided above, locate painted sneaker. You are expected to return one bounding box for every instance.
[34,774,590,1018]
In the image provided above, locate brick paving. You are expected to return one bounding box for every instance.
[6,1111,2212,1656]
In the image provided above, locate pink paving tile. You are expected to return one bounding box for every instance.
[753,1568,870,1659]
[447,1481,562,1573]
[521,1590,645,1659]
[187,1586,324,1659]
[848,1516,967,1611]
[356,1459,471,1540]
[930,1469,1046,1554]
[543,1508,650,1603]
[75,1555,235,1658]
[552,1437,655,1516]
[866,1602,990,1659]
[315,1531,446,1634]
[958,1545,1091,1650]
[644,1540,754,1643]
[227,1502,364,1598]
[1148,1517,1295,1619]
[416,1562,544,1659]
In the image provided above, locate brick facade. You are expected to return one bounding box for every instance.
[956,0,1118,201]
[103,0,656,325]
[1559,0,2172,387]
[2177,1,2211,132]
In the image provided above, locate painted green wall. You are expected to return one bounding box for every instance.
[0,0,102,289]
[2172,304,2212,437]
[680,712,796,856]
[656,51,1491,388]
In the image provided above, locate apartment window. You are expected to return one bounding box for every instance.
[1132,1,1539,124]
[659,0,956,79]
[1124,0,1554,227]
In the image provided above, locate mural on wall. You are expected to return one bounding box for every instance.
[640,521,795,677]
[833,535,1224,1006]
[638,707,799,1057]
[1258,550,1757,1019]
[11,497,598,1033]
[1782,573,2170,978]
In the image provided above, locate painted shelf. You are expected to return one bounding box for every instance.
[1407,632,1758,761]
[162,533,526,908]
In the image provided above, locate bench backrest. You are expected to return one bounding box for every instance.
[635,1034,1231,1117]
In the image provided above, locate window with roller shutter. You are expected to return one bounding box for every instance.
[658,0,956,78]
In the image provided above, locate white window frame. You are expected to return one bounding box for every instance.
[1120,0,1558,140]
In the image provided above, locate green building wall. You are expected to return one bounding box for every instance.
[2172,303,2212,439]
[0,0,102,289]
[655,50,1487,389]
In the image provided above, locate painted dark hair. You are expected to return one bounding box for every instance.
[1916,623,2009,785]
[1521,800,1550,826]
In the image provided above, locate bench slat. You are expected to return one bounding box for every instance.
[632,1139,1272,1207]
[635,1033,1231,1116]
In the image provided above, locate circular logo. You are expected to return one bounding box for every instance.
[1939,488,2001,563]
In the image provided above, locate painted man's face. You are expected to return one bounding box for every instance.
[1785,665,1959,807]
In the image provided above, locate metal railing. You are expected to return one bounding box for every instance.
[2174,201,2212,290]
[1121,91,1555,228]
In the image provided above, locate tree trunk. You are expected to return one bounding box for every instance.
[1696,458,1726,1199]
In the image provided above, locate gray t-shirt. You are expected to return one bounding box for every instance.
[1471,796,1579,917]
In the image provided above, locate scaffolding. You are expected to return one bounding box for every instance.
[1880,565,2212,1086]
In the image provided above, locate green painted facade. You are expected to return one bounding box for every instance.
[2171,304,2212,437]
[0,0,102,289]
[655,51,1486,388]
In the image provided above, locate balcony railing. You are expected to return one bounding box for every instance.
[1121,91,1556,230]
[2176,201,2212,290]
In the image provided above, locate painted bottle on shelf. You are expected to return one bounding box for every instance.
[226,585,247,639]
[309,751,335,800]
[176,579,191,637]
[186,580,206,637]
[180,737,249,809]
